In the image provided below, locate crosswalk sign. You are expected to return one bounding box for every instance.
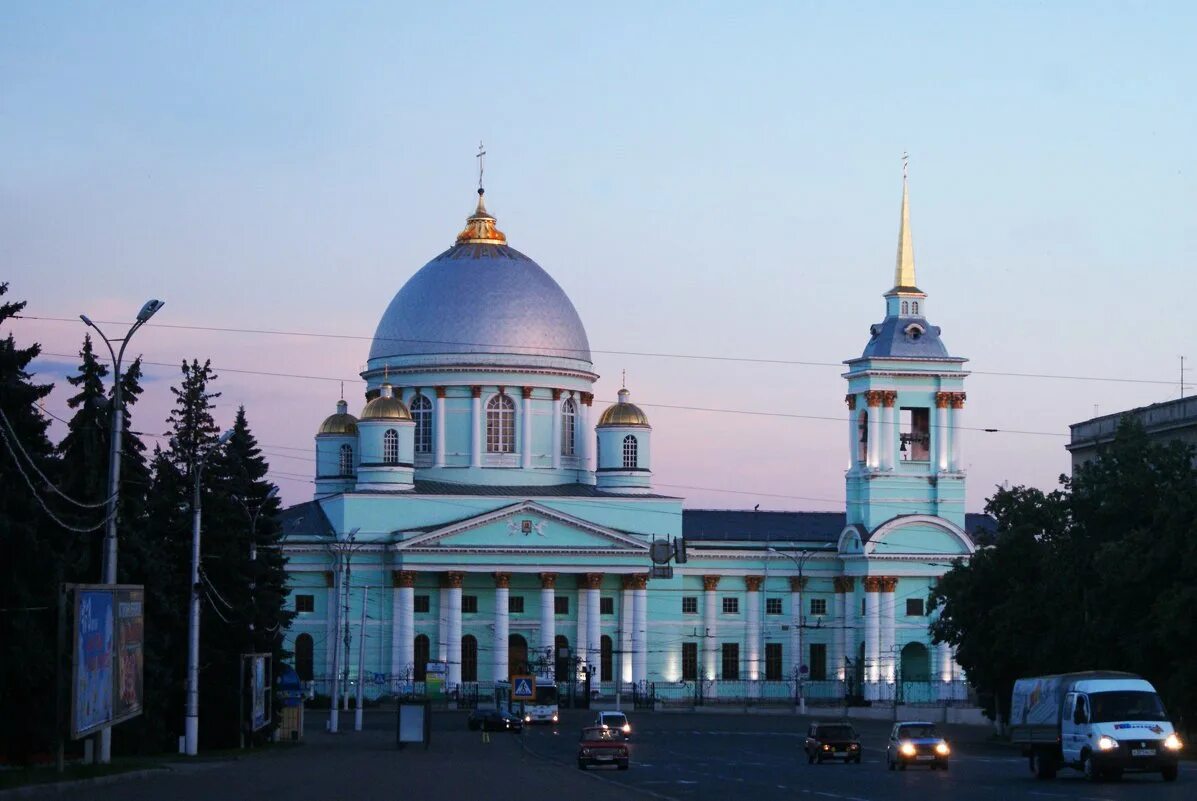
[512,675,536,700]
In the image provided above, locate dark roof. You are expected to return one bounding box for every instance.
[858,315,954,359]
[278,500,335,538]
[683,510,997,544]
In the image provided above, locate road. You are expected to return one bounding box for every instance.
[30,709,1191,801]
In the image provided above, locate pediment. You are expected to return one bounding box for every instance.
[397,501,650,552]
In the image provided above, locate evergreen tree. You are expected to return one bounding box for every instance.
[0,284,74,762]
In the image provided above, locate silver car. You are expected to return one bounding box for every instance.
[886,721,951,770]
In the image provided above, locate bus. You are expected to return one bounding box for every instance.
[496,677,559,725]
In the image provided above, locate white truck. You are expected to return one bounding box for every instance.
[1010,671,1182,782]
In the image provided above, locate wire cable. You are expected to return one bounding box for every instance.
[0,406,116,509]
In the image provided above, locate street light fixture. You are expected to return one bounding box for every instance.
[765,546,820,713]
[79,299,164,764]
[184,428,234,757]
[328,527,360,734]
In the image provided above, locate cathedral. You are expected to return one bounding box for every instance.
[279,169,988,704]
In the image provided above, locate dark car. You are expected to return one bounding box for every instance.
[886,721,950,770]
[804,721,862,764]
[577,726,630,770]
[467,707,523,733]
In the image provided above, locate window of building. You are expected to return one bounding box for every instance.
[622,435,638,469]
[901,300,909,315]
[338,444,354,477]
[722,597,739,614]
[721,643,740,680]
[861,598,866,616]
[600,635,613,682]
[900,407,931,461]
[413,594,430,614]
[295,594,314,613]
[809,598,827,616]
[765,642,783,680]
[462,635,478,682]
[554,596,569,615]
[766,597,783,615]
[561,397,576,456]
[600,597,614,615]
[554,635,571,682]
[681,596,698,614]
[411,394,432,454]
[809,643,828,680]
[857,410,868,463]
[906,598,925,616]
[509,596,524,614]
[461,595,478,614]
[912,301,919,315]
[294,633,314,681]
[486,394,516,453]
[414,634,430,681]
[682,642,698,680]
[383,428,399,464]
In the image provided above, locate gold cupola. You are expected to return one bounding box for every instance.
[455,189,507,245]
[318,399,359,435]
[598,388,651,427]
[360,382,412,421]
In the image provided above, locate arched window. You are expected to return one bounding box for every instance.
[901,301,909,315]
[911,301,919,315]
[414,634,430,681]
[339,444,354,477]
[294,633,314,681]
[622,435,638,469]
[600,635,613,682]
[554,635,570,682]
[411,394,432,454]
[508,633,529,676]
[486,394,516,453]
[461,635,478,682]
[561,397,577,456]
[857,411,868,463]
[383,429,399,464]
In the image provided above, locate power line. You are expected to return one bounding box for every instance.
[20,313,1195,389]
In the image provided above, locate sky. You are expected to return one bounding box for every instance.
[3,1,1195,513]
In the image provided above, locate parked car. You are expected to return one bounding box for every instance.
[577,726,630,770]
[467,707,523,733]
[804,721,862,764]
[596,710,632,738]
[886,721,950,770]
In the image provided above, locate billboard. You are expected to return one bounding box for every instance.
[69,584,144,739]
[251,655,268,731]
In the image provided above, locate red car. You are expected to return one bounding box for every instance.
[577,726,630,770]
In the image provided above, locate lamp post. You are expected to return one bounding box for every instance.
[328,528,359,734]
[232,486,277,749]
[766,546,818,713]
[80,299,164,764]
[184,428,235,757]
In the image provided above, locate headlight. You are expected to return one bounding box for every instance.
[581,748,591,757]
[823,744,831,750]
[1097,736,1119,751]
[552,714,558,722]
[900,742,916,757]
[848,743,859,750]
[623,724,631,733]
[1164,733,1182,751]
[935,742,950,756]
[524,715,531,722]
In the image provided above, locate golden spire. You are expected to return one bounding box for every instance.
[456,141,507,245]
[893,153,916,290]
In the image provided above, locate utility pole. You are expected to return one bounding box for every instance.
[355,586,368,731]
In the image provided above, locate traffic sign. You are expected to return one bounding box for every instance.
[373,672,386,685]
[511,674,536,700]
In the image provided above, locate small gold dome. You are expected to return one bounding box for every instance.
[597,388,651,427]
[318,400,359,435]
[455,189,507,245]
[360,383,412,421]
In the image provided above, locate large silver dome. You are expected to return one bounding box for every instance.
[368,242,592,364]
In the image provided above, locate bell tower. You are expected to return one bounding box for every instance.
[842,162,969,532]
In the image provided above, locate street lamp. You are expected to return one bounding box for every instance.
[184,428,234,757]
[328,527,360,734]
[79,299,164,764]
[766,546,818,714]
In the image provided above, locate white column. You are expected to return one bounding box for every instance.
[830,587,844,682]
[841,581,856,687]
[703,578,718,682]
[937,642,953,699]
[746,577,762,681]
[847,403,858,469]
[551,393,562,470]
[494,576,510,682]
[437,587,448,662]
[864,581,880,699]
[576,582,588,671]
[326,575,339,680]
[447,577,462,690]
[470,390,482,468]
[620,579,634,685]
[586,585,601,680]
[633,580,648,685]
[883,399,897,470]
[866,397,880,468]
[880,580,897,697]
[950,399,964,471]
[790,578,804,679]
[521,389,533,470]
[580,396,592,473]
[539,574,556,662]
[397,582,414,687]
[434,389,446,468]
[935,397,948,472]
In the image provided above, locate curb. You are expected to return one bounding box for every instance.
[0,767,171,798]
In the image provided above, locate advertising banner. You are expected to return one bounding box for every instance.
[114,588,144,722]
[68,584,144,739]
[252,655,268,731]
